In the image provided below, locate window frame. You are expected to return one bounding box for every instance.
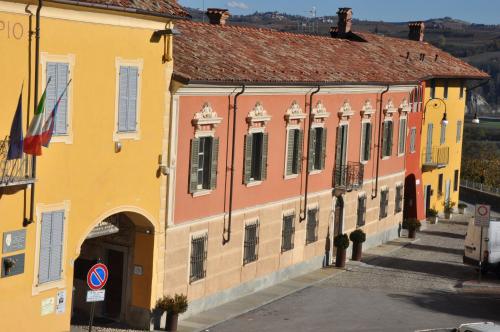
[360,121,372,163]
[309,126,327,172]
[381,120,394,158]
[357,195,367,227]
[454,170,459,192]
[189,232,208,283]
[395,184,403,213]
[244,129,269,186]
[379,188,389,219]
[243,220,259,265]
[398,117,407,156]
[189,133,219,196]
[456,120,462,143]
[438,174,444,196]
[409,127,417,153]
[306,207,319,245]
[281,213,296,252]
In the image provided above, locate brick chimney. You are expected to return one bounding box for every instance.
[337,8,353,34]
[408,21,425,41]
[206,8,230,25]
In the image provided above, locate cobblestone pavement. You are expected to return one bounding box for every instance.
[211,222,500,332]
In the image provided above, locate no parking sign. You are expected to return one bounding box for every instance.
[87,263,108,290]
[475,204,491,227]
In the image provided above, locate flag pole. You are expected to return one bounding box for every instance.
[25,0,43,227]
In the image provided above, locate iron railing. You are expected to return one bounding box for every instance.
[461,179,500,197]
[189,233,208,283]
[333,162,364,191]
[281,215,295,252]
[0,137,34,187]
[243,222,259,265]
[422,146,449,171]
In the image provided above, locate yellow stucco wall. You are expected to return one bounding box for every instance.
[0,1,172,330]
[421,79,465,214]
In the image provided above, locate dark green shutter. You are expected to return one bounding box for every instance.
[320,128,327,170]
[335,126,342,165]
[365,123,372,161]
[286,130,295,176]
[189,138,200,193]
[297,130,304,173]
[388,122,394,156]
[244,134,253,184]
[381,122,388,157]
[308,128,316,172]
[210,138,219,190]
[261,133,269,180]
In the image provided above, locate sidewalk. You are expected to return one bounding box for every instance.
[176,237,415,332]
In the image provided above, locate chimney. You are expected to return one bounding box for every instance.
[337,8,353,34]
[206,8,230,25]
[408,21,425,41]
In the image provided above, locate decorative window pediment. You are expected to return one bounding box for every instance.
[192,103,222,131]
[285,101,306,124]
[337,100,354,120]
[247,102,271,126]
[312,101,330,122]
[399,98,411,114]
[360,100,374,118]
[383,99,397,117]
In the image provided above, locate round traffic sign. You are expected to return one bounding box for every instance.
[477,205,488,216]
[87,263,108,290]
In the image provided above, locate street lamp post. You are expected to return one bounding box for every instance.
[423,97,448,126]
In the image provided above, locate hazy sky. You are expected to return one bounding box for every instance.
[179,0,500,24]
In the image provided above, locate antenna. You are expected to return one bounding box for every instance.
[202,0,205,23]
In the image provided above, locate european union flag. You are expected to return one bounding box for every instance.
[7,90,24,160]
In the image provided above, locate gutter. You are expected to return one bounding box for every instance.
[372,85,390,199]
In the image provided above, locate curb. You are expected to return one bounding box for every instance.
[460,280,500,290]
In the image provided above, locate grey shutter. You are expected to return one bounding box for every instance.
[456,121,462,142]
[261,133,269,180]
[189,138,200,193]
[320,128,327,170]
[127,67,138,132]
[381,122,388,157]
[38,212,52,284]
[426,123,433,162]
[399,119,406,154]
[49,211,64,281]
[308,128,316,172]
[388,122,393,156]
[297,130,304,173]
[440,124,446,145]
[210,137,219,190]
[46,63,57,126]
[365,123,372,160]
[118,66,129,132]
[54,63,69,135]
[286,130,295,176]
[244,134,253,184]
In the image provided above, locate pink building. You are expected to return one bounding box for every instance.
[163,8,484,316]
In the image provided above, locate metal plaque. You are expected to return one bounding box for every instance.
[1,253,25,277]
[86,289,105,302]
[2,229,26,253]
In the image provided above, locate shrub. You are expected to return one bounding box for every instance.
[334,234,350,249]
[443,200,456,213]
[427,208,438,217]
[349,229,366,243]
[458,203,467,209]
[403,218,421,231]
[155,294,188,314]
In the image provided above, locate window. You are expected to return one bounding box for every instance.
[430,79,436,99]
[117,66,139,132]
[46,62,69,135]
[460,81,465,99]
[360,122,372,162]
[409,127,417,153]
[309,127,327,171]
[440,123,446,145]
[381,121,393,158]
[286,129,303,176]
[379,189,389,219]
[456,121,462,143]
[454,170,459,192]
[425,123,434,163]
[443,80,449,99]
[243,222,259,264]
[38,210,65,284]
[281,214,295,252]
[244,132,269,184]
[190,233,208,283]
[438,174,444,195]
[357,196,367,227]
[189,136,219,193]
[306,208,319,244]
[395,185,403,213]
[398,118,407,155]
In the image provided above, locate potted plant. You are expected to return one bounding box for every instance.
[349,229,366,261]
[458,203,467,214]
[334,233,350,268]
[443,200,456,219]
[427,208,438,224]
[404,218,421,239]
[155,294,188,331]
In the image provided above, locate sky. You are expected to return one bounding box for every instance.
[178,0,500,25]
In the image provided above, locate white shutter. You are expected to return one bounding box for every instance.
[118,66,129,132]
[127,67,138,132]
[54,63,69,135]
[38,212,53,284]
[45,63,58,122]
[49,211,65,281]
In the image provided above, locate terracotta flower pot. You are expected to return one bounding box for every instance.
[352,242,363,261]
[408,228,416,239]
[165,313,179,332]
[335,248,346,268]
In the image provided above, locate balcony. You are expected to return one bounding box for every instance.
[333,162,364,193]
[422,146,449,171]
[0,138,34,188]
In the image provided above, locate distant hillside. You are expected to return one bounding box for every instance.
[186,8,500,113]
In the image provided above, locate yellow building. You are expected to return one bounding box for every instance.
[0,0,187,330]
[421,79,468,215]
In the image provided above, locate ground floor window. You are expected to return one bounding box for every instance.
[190,233,208,283]
[281,214,295,252]
[395,185,403,213]
[380,189,389,219]
[357,196,367,227]
[306,208,319,244]
[243,221,259,264]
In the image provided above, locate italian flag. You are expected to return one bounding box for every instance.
[23,83,49,156]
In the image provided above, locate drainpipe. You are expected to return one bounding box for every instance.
[25,0,43,227]
[223,85,245,245]
[372,85,390,199]
[300,85,321,222]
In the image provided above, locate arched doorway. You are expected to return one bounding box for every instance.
[404,174,417,220]
[71,211,155,330]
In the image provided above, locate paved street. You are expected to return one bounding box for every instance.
[211,222,500,332]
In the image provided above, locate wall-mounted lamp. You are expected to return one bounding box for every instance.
[115,141,122,153]
[472,113,480,124]
[423,97,447,124]
[441,112,448,126]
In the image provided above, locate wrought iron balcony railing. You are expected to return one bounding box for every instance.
[422,146,449,171]
[333,162,364,192]
[0,138,34,188]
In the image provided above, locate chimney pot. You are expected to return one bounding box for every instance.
[337,7,353,34]
[206,8,230,25]
[408,21,425,42]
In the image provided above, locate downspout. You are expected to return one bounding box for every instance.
[372,85,390,199]
[223,85,245,245]
[25,0,43,227]
[300,85,321,222]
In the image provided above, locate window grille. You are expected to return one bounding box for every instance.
[357,196,366,227]
[281,214,295,252]
[395,185,403,213]
[243,222,259,264]
[306,209,319,244]
[190,234,208,283]
[379,189,389,219]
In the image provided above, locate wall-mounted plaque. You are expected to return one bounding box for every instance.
[2,229,26,253]
[1,253,25,277]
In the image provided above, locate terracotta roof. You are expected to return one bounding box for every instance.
[173,21,488,85]
[50,0,190,18]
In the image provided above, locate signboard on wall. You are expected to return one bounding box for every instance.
[2,229,26,253]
